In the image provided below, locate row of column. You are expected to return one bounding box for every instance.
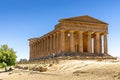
[30,31,62,59]
[30,30,108,60]
[57,30,108,54]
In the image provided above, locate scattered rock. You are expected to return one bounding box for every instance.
[49,64,53,67]
[30,66,47,72]
[23,66,28,70]
[8,72,13,75]
[73,70,88,76]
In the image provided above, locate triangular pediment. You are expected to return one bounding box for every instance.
[60,15,108,24]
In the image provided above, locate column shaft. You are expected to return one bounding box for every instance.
[104,33,108,54]
[87,32,92,53]
[30,44,32,59]
[100,35,102,53]
[39,41,41,57]
[43,39,46,56]
[95,32,100,53]
[36,42,38,58]
[78,31,83,53]
[60,30,65,52]
[46,37,49,56]
[70,30,75,52]
[34,43,36,58]
[56,32,60,53]
[50,35,53,54]
[41,39,43,56]
[53,34,56,53]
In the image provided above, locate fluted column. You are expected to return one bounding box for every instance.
[39,41,41,57]
[46,37,49,56]
[36,42,38,58]
[69,30,75,52]
[100,35,102,53]
[78,31,83,53]
[29,44,32,59]
[34,43,36,58]
[50,35,53,54]
[43,38,45,56]
[56,32,60,53]
[32,44,34,59]
[43,38,46,56]
[34,44,36,58]
[30,44,32,59]
[53,34,56,53]
[87,32,92,53]
[95,32,100,53]
[39,40,41,57]
[104,33,108,55]
[41,39,43,56]
[42,39,44,56]
[94,35,96,53]
[60,30,65,52]
[44,38,47,56]
[48,36,50,55]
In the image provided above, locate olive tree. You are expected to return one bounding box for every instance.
[0,44,17,70]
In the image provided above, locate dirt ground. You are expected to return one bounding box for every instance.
[0,59,120,80]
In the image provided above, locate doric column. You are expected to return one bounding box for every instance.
[94,35,96,53]
[38,40,41,57]
[78,31,83,53]
[29,44,32,59]
[42,39,44,56]
[100,35,102,53]
[34,43,36,58]
[36,42,38,58]
[104,33,108,55]
[39,40,42,57]
[46,37,49,56]
[30,44,32,59]
[41,39,43,56]
[44,38,46,56]
[95,32,100,53]
[48,36,50,55]
[49,35,53,54]
[43,38,46,56]
[69,30,75,52]
[60,30,65,52]
[32,44,34,59]
[34,43,35,58]
[53,34,56,53]
[87,32,92,53]
[56,32,60,53]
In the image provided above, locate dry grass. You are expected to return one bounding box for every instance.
[0,59,120,80]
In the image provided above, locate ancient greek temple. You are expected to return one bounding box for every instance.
[29,15,110,61]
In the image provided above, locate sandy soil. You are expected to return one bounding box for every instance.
[0,59,120,80]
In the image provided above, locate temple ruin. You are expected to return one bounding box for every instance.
[29,15,113,61]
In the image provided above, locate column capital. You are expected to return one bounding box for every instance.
[103,32,108,35]
[49,35,53,38]
[59,30,65,32]
[53,33,56,36]
[69,30,75,33]
[88,31,92,34]
[78,31,84,34]
[56,31,59,33]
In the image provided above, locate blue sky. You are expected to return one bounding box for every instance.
[0,0,120,61]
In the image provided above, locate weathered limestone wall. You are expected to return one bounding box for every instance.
[29,15,109,61]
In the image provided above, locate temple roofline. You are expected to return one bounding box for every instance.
[59,15,108,25]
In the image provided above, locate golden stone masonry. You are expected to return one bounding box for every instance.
[29,15,113,61]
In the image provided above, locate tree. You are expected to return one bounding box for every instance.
[0,44,17,68]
